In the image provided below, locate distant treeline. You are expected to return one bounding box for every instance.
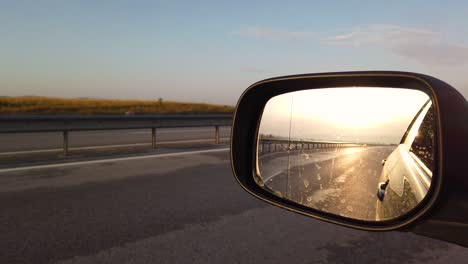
[0,96,234,115]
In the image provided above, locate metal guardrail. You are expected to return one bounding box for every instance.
[0,114,233,155]
[259,138,365,154]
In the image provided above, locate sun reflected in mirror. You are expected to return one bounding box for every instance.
[261,88,429,134]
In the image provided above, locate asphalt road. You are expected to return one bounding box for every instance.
[1,147,467,264]
[259,146,394,221]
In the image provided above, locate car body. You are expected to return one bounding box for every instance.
[376,100,435,220]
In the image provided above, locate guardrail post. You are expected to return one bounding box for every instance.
[152,128,157,149]
[215,126,220,144]
[63,130,69,156]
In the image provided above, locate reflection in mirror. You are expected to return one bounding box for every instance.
[256,88,436,221]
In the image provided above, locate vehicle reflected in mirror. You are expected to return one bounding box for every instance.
[256,88,436,221]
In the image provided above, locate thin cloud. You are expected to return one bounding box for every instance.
[234,26,315,41]
[234,24,468,65]
[322,25,438,46]
[321,24,468,65]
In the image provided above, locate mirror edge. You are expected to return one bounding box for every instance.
[230,71,446,232]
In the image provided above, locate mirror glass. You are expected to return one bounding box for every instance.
[256,87,436,221]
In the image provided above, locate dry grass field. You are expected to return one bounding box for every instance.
[0,97,234,115]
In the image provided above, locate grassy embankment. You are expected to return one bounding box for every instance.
[0,97,234,115]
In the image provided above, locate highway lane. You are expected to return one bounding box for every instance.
[0,126,231,153]
[259,146,394,221]
[1,148,467,264]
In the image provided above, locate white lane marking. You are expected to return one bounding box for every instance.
[0,138,230,156]
[0,148,230,173]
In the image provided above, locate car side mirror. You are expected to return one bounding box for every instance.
[230,71,468,247]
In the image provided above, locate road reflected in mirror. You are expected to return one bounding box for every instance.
[256,88,436,221]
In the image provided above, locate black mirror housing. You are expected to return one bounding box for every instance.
[230,71,468,246]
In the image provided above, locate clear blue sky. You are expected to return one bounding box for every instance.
[1,0,467,104]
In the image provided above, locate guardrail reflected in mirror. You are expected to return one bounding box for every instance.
[256,87,436,221]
